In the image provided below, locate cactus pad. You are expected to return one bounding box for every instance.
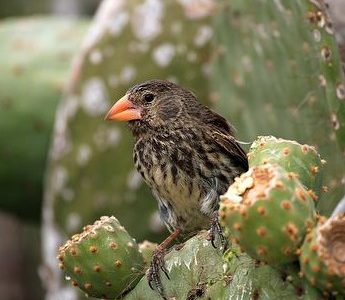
[220,164,316,265]
[125,232,322,299]
[58,216,144,299]
[248,136,324,195]
[210,0,345,215]
[300,214,345,296]
[0,17,88,221]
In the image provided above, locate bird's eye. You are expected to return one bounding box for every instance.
[144,93,155,103]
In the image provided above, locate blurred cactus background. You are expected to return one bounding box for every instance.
[0,0,344,299]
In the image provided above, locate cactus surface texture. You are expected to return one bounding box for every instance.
[211,0,345,214]
[125,232,322,299]
[308,0,345,154]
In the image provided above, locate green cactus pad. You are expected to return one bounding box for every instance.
[307,2,345,159]
[125,231,225,299]
[220,164,316,265]
[248,136,324,195]
[211,0,345,215]
[58,216,144,299]
[300,214,345,296]
[125,232,322,299]
[0,17,88,221]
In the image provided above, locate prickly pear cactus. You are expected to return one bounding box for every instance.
[58,214,327,299]
[220,164,316,264]
[299,214,345,296]
[58,216,144,299]
[43,0,216,298]
[211,0,345,214]
[248,136,324,194]
[0,17,88,221]
[50,0,345,298]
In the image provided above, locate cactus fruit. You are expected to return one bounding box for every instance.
[220,164,316,265]
[299,214,345,296]
[248,136,324,195]
[57,216,145,299]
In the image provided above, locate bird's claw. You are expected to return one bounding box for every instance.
[208,211,228,252]
[147,248,169,299]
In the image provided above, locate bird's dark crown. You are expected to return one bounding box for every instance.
[128,79,179,95]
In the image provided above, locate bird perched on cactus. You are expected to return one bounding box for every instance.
[105,79,248,298]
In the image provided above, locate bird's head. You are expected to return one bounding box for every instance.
[105,80,195,135]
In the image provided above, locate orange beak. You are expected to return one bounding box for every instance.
[105,94,141,121]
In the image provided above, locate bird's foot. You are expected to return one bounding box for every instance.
[208,211,228,252]
[147,229,181,299]
[147,248,169,299]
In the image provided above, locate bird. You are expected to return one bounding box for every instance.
[105,79,248,298]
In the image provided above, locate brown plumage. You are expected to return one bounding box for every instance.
[105,79,248,298]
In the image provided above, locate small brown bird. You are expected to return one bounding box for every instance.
[105,80,248,298]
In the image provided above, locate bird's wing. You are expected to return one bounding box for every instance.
[211,130,248,168]
[198,105,248,167]
[187,100,234,134]
[187,101,248,168]
[198,105,235,135]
